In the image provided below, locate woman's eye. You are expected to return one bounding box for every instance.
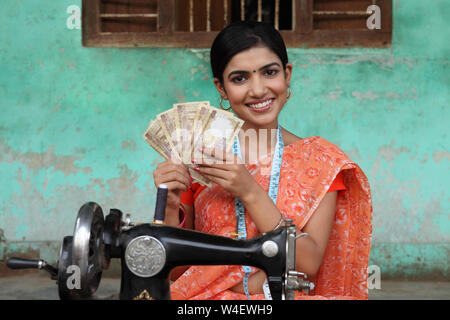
[264,69,278,77]
[231,75,247,83]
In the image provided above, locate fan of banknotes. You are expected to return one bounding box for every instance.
[143,101,244,187]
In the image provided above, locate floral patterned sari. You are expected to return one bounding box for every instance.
[171,136,373,300]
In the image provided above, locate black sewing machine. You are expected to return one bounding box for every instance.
[6,185,314,300]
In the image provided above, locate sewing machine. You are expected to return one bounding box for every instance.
[6,186,314,300]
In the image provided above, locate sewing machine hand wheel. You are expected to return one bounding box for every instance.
[69,202,106,298]
[6,202,108,299]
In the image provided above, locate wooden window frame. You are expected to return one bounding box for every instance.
[82,0,392,48]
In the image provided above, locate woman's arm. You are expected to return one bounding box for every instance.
[169,204,194,281]
[180,203,195,230]
[241,187,337,278]
[296,191,337,277]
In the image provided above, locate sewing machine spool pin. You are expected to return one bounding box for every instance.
[153,184,168,224]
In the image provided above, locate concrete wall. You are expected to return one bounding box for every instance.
[0,0,448,280]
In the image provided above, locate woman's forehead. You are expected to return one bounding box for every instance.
[225,46,281,72]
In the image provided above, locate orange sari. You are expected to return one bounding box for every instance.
[171,136,373,300]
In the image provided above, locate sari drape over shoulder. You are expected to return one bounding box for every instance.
[171,136,373,300]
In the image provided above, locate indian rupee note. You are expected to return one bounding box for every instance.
[157,108,182,160]
[173,102,209,163]
[195,106,244,164]
[142,119,178,161]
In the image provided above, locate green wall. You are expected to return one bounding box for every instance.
[0,0,448,280]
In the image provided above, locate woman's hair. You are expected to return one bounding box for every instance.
[210,21,289,84]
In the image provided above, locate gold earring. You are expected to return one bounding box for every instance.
[219,97,232,111]
[286,87,292,100]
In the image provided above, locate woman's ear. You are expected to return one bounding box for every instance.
[213,77,227,99]
[284,63,293,87]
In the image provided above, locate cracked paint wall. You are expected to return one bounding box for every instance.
[0,0,448,279]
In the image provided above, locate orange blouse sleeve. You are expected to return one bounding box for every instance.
[327,171,346,192]
[180,183,207,206]
[180,187,194,206]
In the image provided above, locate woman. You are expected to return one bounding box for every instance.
[153,21,372,300]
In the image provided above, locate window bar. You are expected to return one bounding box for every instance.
[292,0,296,30]
[190,0,194,32]
[241,0,245,21]
[224,0,228,27]
[206,0,211,31]
[312,11,370,17]
[257,0,262,22]
[274,0,280,29]
[100,13,158,18]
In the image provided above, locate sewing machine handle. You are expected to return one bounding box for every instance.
[7,257,43,269]
[6,257,58,278]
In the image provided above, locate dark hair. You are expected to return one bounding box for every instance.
[210,21,289,84]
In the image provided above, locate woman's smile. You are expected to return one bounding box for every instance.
[246,98,275,112]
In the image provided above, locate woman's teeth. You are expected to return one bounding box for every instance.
[248,99,273,109]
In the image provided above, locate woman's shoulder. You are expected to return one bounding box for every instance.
[282,128,332,148]
[283,132,350,163]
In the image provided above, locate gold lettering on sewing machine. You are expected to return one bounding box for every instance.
[133,290,153,300]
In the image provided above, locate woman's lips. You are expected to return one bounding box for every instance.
[246,98,274,112]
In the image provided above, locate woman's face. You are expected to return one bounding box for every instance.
[214,46,292,130]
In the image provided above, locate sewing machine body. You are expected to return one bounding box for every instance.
[119,223,286,300]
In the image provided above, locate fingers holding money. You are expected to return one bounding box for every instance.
[190,146,257,200]
[193,146,241,166]
[153,161,192,192]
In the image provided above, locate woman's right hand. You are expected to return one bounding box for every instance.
[153,160,191,226]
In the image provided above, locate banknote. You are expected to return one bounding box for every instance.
[142,119,179,161]
[157,108,182,158]
[188,164,212,187]
[173,101,209,162]
[191,105,214,161]
[174,102,213,186]
[194,107,244,163]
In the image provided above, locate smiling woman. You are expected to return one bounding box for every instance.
[152,21,373,300]
[214,47,291,130]
[210,21,292,136]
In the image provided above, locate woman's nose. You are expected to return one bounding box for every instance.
[248,77,267,97]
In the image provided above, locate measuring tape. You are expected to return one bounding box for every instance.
[232,125,284,299]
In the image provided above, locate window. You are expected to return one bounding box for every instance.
[82,0,391,48]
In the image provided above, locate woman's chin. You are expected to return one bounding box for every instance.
[242,110,279,129]
[242,119,279,131]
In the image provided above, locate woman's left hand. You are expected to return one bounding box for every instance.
[192,147,259,202]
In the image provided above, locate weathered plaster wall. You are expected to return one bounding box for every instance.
[0,0,448,279]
